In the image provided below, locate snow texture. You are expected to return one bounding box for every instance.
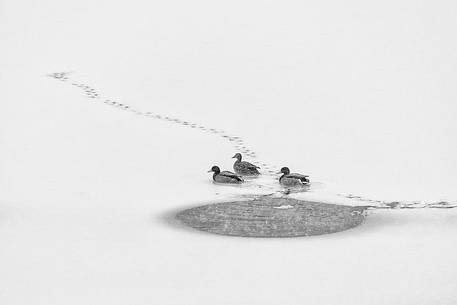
[1,0,457,304]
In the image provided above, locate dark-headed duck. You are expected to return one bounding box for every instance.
[208,165,243,184]
[278,167,310,186]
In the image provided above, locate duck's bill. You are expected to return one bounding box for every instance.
[207,169,213,172]
[276,171,282,174]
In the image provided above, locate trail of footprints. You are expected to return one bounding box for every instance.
[48,72,280,178]
[49,71,457,210]
[337,194,457,210]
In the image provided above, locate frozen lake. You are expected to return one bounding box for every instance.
[1,0,457,304]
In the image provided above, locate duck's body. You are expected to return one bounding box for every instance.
[279,167,310,186]
[209,166,243,184]
[232,153,260,176]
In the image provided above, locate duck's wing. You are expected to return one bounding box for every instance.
[239,161,260,170]
[289,173,309,178]
[289,173,310,183]
[220,171,243,181]
[221,170,236,175]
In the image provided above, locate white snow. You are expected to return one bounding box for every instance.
[1,0,457,304]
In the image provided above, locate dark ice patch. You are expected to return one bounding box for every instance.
[176,198,366,237]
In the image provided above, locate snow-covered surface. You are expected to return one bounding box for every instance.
[1,0,457,304]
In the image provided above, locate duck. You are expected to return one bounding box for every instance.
[232,153,260,176]
[208,166,243,184]
[278,167,310,186]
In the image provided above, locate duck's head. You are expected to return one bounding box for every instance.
[208,165,221,174]
[232,153,242,161]
[278,167,290,175]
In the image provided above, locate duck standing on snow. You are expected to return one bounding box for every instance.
[232,153,260,176]
[208,166,243,184]
[278,167,310,186]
